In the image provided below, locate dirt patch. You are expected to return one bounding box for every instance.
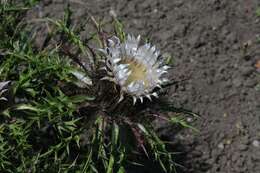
[25,0,260,172]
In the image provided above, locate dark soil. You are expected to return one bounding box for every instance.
[25,0,260,172]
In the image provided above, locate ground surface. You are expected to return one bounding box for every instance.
[25,0,260,172]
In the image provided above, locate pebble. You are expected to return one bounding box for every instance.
[233,78,242,87]
[225,139,232,145]
[237,144,248,151]
[109,8,117,18]
[174,0,184,7]
[153,9,158,13]
[252,140,259,147]
[218,143,224,149]
[187,117,193,122]
[232,43,240,50]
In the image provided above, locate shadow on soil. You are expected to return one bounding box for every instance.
[125,131,211,173]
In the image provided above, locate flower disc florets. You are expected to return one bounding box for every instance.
[101,34,170,104]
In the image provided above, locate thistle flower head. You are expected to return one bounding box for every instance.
[101,34,170,104]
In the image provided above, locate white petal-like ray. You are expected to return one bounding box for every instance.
[140,97,143,103]
[107,39,115,47]
[118,93,124,103]
[146,95,152,101]
[152,92,159,98]
[133,96,137,105]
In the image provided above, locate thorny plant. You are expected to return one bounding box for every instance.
[0,1,198,173]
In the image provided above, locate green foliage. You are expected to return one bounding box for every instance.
[138,124,175,172]
[256,7,260,17]
[255,83,260,91]
[0,1,197,172]
[113,19,126,42]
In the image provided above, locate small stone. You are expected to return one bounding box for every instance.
[218,143,224,149]
[235,121,242,127]
[232,44,240,50]
[225,139,232,145]
[109,8,117,18]
[174,0,184,7]
[233,78,242,87]
[237,144,248,151]
[153,9,158,13]
[252,140,259,147]
[187,117,193,122]
[244,40,253,47]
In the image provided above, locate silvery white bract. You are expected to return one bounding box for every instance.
[101,34,170,104]
[0,81,10,102]
[70,70,93,87]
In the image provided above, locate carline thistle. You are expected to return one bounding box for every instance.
[100,34,170,104]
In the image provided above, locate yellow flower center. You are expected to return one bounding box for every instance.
[120,58,148,87]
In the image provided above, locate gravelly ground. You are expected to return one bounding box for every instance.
[25,0,260,172]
